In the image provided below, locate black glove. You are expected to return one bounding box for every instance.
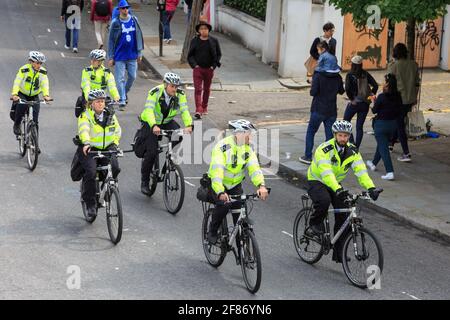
[368,188,380,201]
[336,188,350,203]
[108,144,118,152]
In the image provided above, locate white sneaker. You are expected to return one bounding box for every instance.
[73,47,78,53]
[366,160,377,172]
[381,172,395,180]
[64,44,70,50]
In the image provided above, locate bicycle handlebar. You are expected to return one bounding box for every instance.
[346,188,383,204]
[88,149,124,158]
[160,129,186,136]
[227,187,272,201]
[11,98,53,105]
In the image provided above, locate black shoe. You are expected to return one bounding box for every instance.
[305,223,324,238]
[207,231,218,244]
[299,156,312,165]
[13,125,20,136]
[87,206,97,218]
[141,181,151,196]
[119,104,126,111]
[194,113,202,119]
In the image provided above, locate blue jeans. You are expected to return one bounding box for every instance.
[163,10,175,40]
[373,120,397,173]
[115,60,137,104]
[65,17,79,48]
[343,101,369,148]
[304,112,336,159]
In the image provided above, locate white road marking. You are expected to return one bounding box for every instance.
[139,240,147,243]
[60,52,65,58]
[282,231,293,238]
[47,28,51,33]
[115,267,119,270]
[54,40,58,46]
[402,292,421,300]
[185,181,196,187]
[184,177,202,179]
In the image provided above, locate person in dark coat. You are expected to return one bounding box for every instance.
[300,64,345,164]
[366,74,402,181]
[188,21,222,119]
[307,22,336,83]
[343,55,378,148]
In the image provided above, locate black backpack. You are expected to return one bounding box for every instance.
[95,0,110,17]
[133,121,151,158]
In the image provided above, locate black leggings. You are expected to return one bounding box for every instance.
[13,93,40,127]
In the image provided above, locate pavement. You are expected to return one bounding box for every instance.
[129,0,292,92]
[258,122,450,243]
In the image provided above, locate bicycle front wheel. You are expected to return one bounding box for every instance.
[342,227,384,289]
[293,207,323,264]
[106,186,123,245]
[240,230,262,294]
[26,124,38,171]
[18,119,26,157]
[163,162,185,214]
[202,208,227,267]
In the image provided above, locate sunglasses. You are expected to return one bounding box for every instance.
[119,7,129,10]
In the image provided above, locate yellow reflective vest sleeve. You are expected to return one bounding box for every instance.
[81,68,91,100]
[78,112,91,145]
[106,72,120,101]
[246,149,265,188]
[209,142,227,194]
[40,70,50,97]
[113,114,122,146]
[178,93,193,127]
[11,67,25,96]
[351,152,375,190]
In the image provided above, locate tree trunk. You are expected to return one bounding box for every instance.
[406,17,416,60]
[180,0,204,63]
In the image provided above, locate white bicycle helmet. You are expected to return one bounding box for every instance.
[332,120,352,134]
[163,72,181,86]
[28,51,46,63]
[88,89,106,101]
[228,119,256,133]
[89,49,106,61]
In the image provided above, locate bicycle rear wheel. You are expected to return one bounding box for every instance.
[26,124,38,171]
[293,207,323,264]
[163,162,185,214]
[202,208,227,267]
[342,227,384,289]
[106,186,123,245]
[18,119,26,157]
[240,230,262,294]
[80,182,97,223]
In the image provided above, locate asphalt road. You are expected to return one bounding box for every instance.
[0,0,449,300]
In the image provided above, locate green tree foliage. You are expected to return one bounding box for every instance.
[224,0,267,21]
[328,0,449,58]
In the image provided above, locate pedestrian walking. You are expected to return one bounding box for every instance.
[299,44,345,164]
[306,22,337,83]
[61,0,85,53]
[387,43,421,162]
[91,0,113,50]
[366,74,402,180]
[188,21,222,119]
[163,0,180,44]
[343,55,378,148]
[108,0,144,110]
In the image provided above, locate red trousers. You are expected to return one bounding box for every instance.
[193,67,214,113]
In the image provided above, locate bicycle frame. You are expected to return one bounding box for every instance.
[227,201,250,247]
[326,207,357,246]
[154,129,183,180]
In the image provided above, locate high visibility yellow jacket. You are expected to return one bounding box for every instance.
[140,84,192,128]
[208,135,265,195]
[78,108,121,150]
[307,138,375,192]
[11,64,49,97]
[81,65,119,101]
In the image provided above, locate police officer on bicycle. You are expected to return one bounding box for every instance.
[139,72,193,196]
[306,120,381,263]
[77,89,122,218]
[207,119,269,244]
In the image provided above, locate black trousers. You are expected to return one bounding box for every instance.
[78,145,120,207]
[307,180,350,262]
[13,93,40,127]
[210,184,243,235]
[141,120,182,183]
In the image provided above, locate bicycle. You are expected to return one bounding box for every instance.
[201,188,271,294]
[12,98,52,171]
[144,129,186,215]
[80,149,124,245]
[293,189,384,288]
